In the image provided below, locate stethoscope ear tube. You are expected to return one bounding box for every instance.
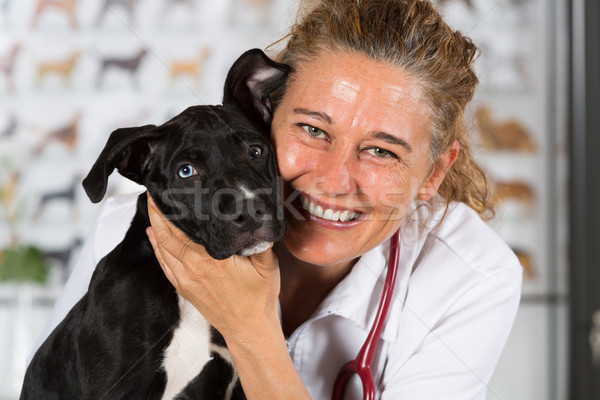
[332,229,401,400]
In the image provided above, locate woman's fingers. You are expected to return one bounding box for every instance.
[145,193,281,338]
[147,194,208,262]
[146,226,177,285]
[249,244,278,277]
[147,194,184,246]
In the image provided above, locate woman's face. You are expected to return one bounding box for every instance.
[271,51,454,268]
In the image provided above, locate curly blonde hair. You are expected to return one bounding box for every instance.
[270,0,494,219]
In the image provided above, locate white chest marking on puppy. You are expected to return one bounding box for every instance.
[161,295,211,400]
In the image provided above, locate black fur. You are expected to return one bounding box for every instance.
[21,49,289,399]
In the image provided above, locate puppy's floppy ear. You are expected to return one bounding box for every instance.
[223,48,290,132]
[82,124,164,203]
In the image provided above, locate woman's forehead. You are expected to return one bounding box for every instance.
[290,52,425,106]
[285,52,430,132]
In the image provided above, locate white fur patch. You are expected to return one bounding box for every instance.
[161,295,211,400]
[238,185,255,200]
[210,344,238,400]
[239,241,271,256]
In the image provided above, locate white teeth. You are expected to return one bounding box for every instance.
[332,210,340,222]
[300,195,358,222]
[314,205,324,218]
[302,196,309,210]
[339,210,349,221]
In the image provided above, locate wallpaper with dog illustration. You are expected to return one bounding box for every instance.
[0,0,569,398]
[0,0,293,284]
[0,0,296,396]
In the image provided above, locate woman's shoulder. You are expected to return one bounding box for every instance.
[408,200,522,279]
[436,202,521,277]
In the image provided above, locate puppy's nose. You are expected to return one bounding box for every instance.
[248,196,267,218]
[231,197,267,231]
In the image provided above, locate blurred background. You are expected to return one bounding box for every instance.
[0,0,598,399]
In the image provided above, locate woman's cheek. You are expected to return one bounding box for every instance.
[361,168,414,216]
[275,139,318,181]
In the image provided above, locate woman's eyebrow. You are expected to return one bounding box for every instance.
[293,108,333,124]
[372,131,413,152]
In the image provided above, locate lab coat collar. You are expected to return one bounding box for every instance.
[310,200,448,344]
[312,235,412,344]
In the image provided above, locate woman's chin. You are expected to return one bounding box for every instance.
[281,228,358,268]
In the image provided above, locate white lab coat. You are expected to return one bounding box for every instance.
[34,192,522,399]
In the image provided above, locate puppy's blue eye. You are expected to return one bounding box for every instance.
[178,164,197,178]
[248,145,263,159]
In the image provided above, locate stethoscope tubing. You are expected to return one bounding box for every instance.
[332,229,401,400]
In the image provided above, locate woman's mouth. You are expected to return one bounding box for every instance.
[298,194,363,222]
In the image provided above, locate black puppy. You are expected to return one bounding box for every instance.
[21,49,289,400]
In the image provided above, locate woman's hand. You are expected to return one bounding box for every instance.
[146,194,311,399]
[145,194,281,343]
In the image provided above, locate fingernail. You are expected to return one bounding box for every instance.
[146,227,154,240]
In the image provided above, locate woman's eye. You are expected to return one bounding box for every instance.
[366,147,397,159]
[177,164,197,178]
[301,124,326,138]
[248,145,263,159]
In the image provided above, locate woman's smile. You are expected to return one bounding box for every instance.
[294,191,365,227]
[299,193,362,223]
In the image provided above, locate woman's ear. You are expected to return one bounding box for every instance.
[417,140,460,201]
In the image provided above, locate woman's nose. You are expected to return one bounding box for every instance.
[312,152,358,196]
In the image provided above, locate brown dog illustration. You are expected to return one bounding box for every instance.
[30,0,78,29]
[167,47,212,90]
[35,50,81,88]
[492,180,536,212]
[476,106,537,152]
[33,111,81,155]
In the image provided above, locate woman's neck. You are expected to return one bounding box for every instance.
[274,242,358,337]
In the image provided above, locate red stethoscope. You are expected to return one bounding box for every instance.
[332,229,401,400]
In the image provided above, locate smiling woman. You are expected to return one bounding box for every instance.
[271,50,446,269]
[31,1,522,399]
